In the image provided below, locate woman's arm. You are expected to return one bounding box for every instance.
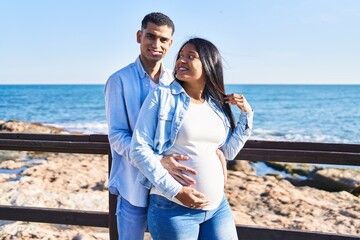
[221,94,254,160]
[130,89,183,199]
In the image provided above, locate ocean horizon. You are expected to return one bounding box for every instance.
[1,84,359,145]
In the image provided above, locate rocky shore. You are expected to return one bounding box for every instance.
[0,120,359,239]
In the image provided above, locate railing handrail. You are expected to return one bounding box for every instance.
[1,132,359,149]
[0,132,359,240]
[1,133,359,167]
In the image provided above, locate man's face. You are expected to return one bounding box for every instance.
[137,22,173,65]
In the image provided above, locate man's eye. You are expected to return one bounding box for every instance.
[189,55,195,59]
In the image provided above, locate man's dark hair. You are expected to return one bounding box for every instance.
[141,12,175,35]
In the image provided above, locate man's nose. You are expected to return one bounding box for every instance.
[152,39,161,48]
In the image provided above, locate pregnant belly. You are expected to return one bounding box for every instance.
[152,150,225,210]
[183,153,225,210]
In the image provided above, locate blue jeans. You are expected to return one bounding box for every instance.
[148,194,238,240]
[116,196,148,240]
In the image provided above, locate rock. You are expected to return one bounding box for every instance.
[264,161,317,177]
[225,170,360,236]
[0,120,109,238]
[0,160,24,169]
[0,222,109,240]
[0,150,22,162]
[0,120,76,134]
[309,168,360,195]
[227,160,255,174]
[265,161,360,196]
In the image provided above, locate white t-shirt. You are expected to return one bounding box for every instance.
[151,101,227,210]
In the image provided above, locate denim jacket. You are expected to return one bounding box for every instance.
[130,80,254,200]
[104,57,173,207]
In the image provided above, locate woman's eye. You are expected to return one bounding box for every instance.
[178,54,197,60]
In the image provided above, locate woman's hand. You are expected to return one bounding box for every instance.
[225,93,252,113]
[175,187,209,209]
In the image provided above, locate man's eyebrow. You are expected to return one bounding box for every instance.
[146,33,170,40]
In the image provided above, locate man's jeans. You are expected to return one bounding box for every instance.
[148,194,238,240]
[116,196,148,240]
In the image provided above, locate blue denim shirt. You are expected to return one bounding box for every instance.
[130,80,254,200]
[104,56,173,207]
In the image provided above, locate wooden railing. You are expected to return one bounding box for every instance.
[0,132,359,240]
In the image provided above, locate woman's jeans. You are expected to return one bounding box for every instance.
[116,196,148,240]
[148,194,238,240]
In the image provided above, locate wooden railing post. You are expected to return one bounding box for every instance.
[108,148,118,240]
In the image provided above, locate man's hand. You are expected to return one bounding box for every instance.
[161,154,197,186]
[216,149,228,184]
[175,186,209,209]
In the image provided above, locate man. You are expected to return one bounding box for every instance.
[104,12,198,240]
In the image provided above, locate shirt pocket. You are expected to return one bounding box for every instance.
[155,110,175,150]
[159,110,174,121]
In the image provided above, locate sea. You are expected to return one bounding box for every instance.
[1,84,359,144]
[0,84,359,174]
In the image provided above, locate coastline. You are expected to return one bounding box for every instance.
[0,120,359,238]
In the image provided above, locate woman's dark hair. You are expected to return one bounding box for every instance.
[174,38,236,129]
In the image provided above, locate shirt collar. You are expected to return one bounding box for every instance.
[170,80,186,95]
[170,81,220,106]
[135,56,168,83]
[135,56,148,79]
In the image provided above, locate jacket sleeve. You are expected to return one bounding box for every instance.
[221,110,254,160]
[129,89,183,199]
[104,74,133,162]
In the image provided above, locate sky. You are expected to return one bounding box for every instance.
[1,0,360,85]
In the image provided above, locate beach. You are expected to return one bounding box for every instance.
[0,121,359,239]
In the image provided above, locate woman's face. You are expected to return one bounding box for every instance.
[175,43,206,84]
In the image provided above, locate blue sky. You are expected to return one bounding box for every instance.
[1,0,359,85]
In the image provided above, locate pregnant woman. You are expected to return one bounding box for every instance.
[130,37,253,240]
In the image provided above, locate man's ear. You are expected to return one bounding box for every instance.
[136,30,142,43]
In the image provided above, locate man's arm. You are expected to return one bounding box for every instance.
[104,75,132,160]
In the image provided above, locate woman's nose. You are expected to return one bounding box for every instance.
[178,57,187,63]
